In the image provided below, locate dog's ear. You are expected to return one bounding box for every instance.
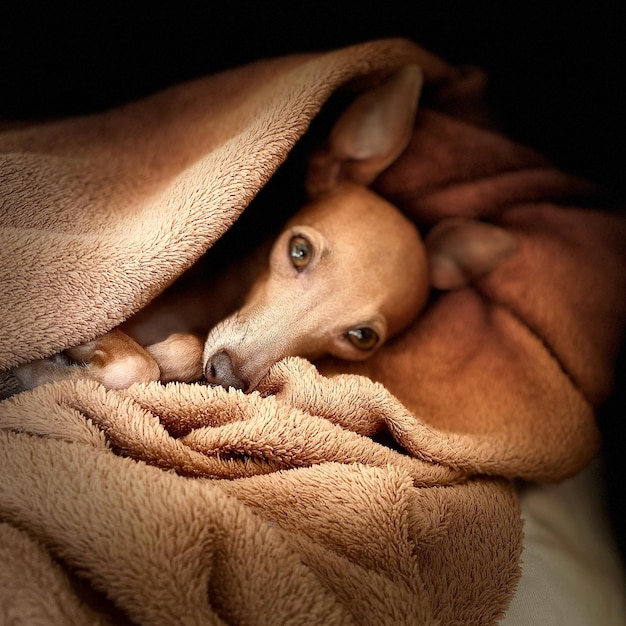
[306,65,423,197]
[425,218,518,290]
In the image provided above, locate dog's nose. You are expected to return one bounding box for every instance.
[204,350,248,391]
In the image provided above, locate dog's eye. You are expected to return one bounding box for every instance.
[345,327,379,351]
[289,235,312,271]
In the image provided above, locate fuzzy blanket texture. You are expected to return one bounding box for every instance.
[1,39,626,625]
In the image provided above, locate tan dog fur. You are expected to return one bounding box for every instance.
[13,65,516,393]
[202,183,429,391]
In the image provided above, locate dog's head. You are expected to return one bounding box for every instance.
[203,65,517,391]
[203,182,429,391]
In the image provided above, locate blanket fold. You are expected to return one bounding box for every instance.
[0,376,521,625]
[1,38,625,625]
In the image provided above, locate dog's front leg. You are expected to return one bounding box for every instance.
[13,329,161,390]
[143,332,205,383]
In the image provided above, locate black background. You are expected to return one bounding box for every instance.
[2,1,624,193]
[2,1,625,558]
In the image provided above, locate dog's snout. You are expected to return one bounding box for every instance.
[204,350,248,391]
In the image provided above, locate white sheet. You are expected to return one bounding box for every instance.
[501,458,626,625]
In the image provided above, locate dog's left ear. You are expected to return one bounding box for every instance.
[306,65,423,197]
[425,218,518,290]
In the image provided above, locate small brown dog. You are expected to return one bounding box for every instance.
[13,66,516,393]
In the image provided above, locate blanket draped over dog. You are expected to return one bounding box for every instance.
[1,39,626,625]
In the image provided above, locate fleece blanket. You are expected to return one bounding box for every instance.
[1,38,626,625]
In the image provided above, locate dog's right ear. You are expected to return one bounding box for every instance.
[425,218,518,290]
[306,65,423,197]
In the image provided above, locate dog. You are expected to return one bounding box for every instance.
[12,66,517,393]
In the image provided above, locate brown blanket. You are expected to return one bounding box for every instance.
[1,38,625,625]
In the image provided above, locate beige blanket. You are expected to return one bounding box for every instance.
[1,38,625,625]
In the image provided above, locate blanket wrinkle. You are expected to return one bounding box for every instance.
[120,372,469,486]
[3,386,512,623]
[0,522,117,626]
[2,37,625,624]
[1,431,358,626]
[216,464,520,626]
[0,383,109,448]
